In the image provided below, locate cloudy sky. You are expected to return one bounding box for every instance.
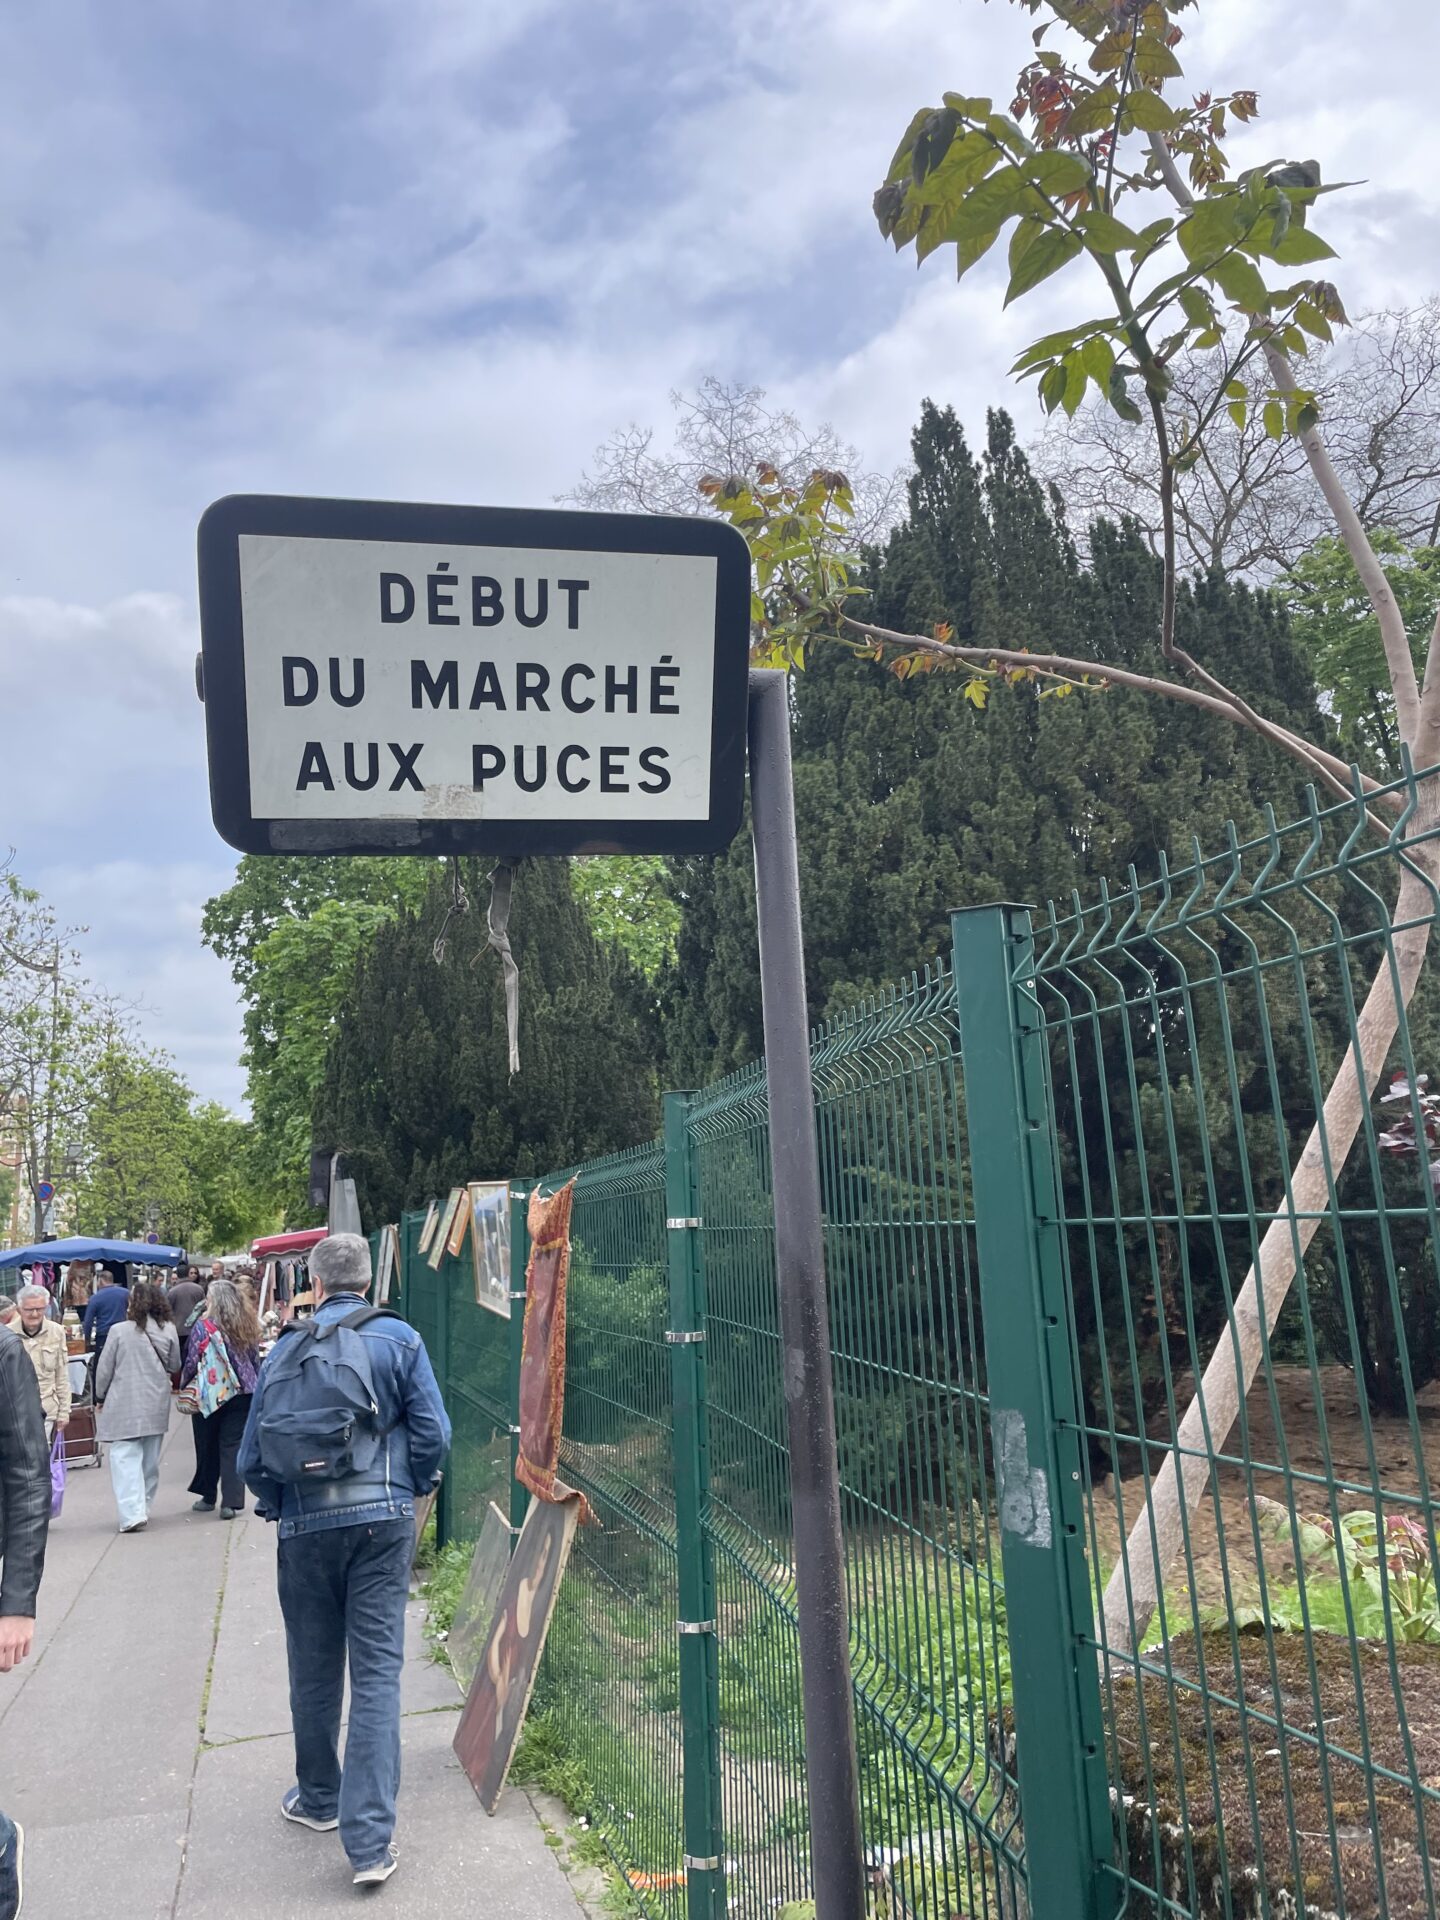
[2,0,1437,1109]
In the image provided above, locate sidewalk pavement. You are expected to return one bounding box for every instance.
[0,1417,586,1918]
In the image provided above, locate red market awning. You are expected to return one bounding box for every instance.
[251,1228,327,1258]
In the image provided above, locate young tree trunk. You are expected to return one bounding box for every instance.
[1100,845,1439,1656]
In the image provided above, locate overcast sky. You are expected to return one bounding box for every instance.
[2,0,1437,1110]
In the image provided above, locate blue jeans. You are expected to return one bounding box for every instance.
[0,1804,20,1920]
[277,1518,412,1869]
[109,1433,163,1528]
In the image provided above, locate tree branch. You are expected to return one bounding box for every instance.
[1265,343,1423,752]
[828,606,1397,817]
[1144,127,1424,753]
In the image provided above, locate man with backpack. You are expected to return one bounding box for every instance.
[238,1232,451,1891]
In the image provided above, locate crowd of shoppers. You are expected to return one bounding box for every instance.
[0,1234,448,1904]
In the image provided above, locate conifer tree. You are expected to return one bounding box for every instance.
[663,404,1330,1080]
[314,859,659,1224]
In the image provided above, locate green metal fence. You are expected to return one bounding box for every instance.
[399,766,1440,1920]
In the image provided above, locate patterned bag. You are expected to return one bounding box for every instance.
[195,1323,241,1418]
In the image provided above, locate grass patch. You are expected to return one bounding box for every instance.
[420,1536,474,1660]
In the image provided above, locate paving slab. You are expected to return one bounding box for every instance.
[181,1712,578,1918]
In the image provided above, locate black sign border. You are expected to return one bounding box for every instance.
[197,493,753,858]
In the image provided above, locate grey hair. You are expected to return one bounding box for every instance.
[16,1286,49,1308]
[0,1299,16,1321]
[309,1233,372,1296]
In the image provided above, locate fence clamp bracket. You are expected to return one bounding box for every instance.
[684,1856,722,1874]
[677,1618,717,1635]
[666,1215,702,1230]
[665,1328,706,1345]
[508,1288,527,1301]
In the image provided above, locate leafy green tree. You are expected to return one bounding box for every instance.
[73,1043,272,1252]
[73,1043,197,1241]
[201,855,431,999]
[1286,532,1440,773]
[570,857,679,979]
[314,858,661,1225]
[181,1101,276,1252]
[204,852,676,1209]
[243,898,400,1209]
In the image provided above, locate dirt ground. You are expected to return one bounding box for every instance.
[1089,1362,1440,1608]
[1110,1632,1440,1919]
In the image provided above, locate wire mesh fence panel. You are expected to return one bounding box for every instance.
[443,1239,513,1540]
[692,964,1025,1920]
[532,1142,689,1918]
[1035,774,1440,1919]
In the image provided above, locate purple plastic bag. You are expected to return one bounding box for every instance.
[50,1428,66,1518]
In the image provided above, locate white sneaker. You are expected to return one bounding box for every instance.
[353,1847,398,1888]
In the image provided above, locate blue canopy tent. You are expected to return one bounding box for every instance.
[0,1236,184,1271]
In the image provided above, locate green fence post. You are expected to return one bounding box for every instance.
[507,1180,533,1545]
[951,906,1112,1920]
[664,1093,725,1920]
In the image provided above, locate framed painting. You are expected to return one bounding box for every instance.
[470,1180,512,1318]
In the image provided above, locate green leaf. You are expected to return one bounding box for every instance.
[1077,208,1141,253]
[1065,85,1118,137]
[955,224,1001,281]
[941,94,993,119]
[1295,300,1334,343]
[1131,217,1174,266]
[1224,378,1247,399]
[1124,88,1177,132]
[1061,351,1088,417]
[1080,334,1116,386]
[985,113,1031,158]
[911,108,960,185]
[914,130,1000,209]
[1296,401,1320,433]
[1008,215,1046,274]
[1178,285,1214,329]
[946,164,1031,239]
[1179,197,1250,264]
[1263,399,1284,439]
[1004,226,1083,305]
[1209,251,1270,312]
[1039,363,1068,413]
[1012,318,1113,370]
[1133,35,1183,80]
[1270,225,1338,265]
[1227,399,1247,431]
[884,108,933,187]
[1024,151,1092,198]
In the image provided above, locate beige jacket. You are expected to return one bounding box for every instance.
[18,1318,71,1423]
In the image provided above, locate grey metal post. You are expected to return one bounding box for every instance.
[747,668,865,1920]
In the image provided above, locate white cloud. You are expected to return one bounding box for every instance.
[32,859,246,1112]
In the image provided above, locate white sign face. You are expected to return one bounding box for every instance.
[197,497,751,858]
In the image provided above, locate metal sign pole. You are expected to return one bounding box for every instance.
[747,668,865,1920]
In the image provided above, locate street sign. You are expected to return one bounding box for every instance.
[145,1232,160,1244]
[36,1182,54,1204]
[197,495,752,858]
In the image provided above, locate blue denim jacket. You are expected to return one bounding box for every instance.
[238,1294,452,1539]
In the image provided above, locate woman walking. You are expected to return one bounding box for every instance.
[182,1276,262,1520]
[94,1281,179,1534]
